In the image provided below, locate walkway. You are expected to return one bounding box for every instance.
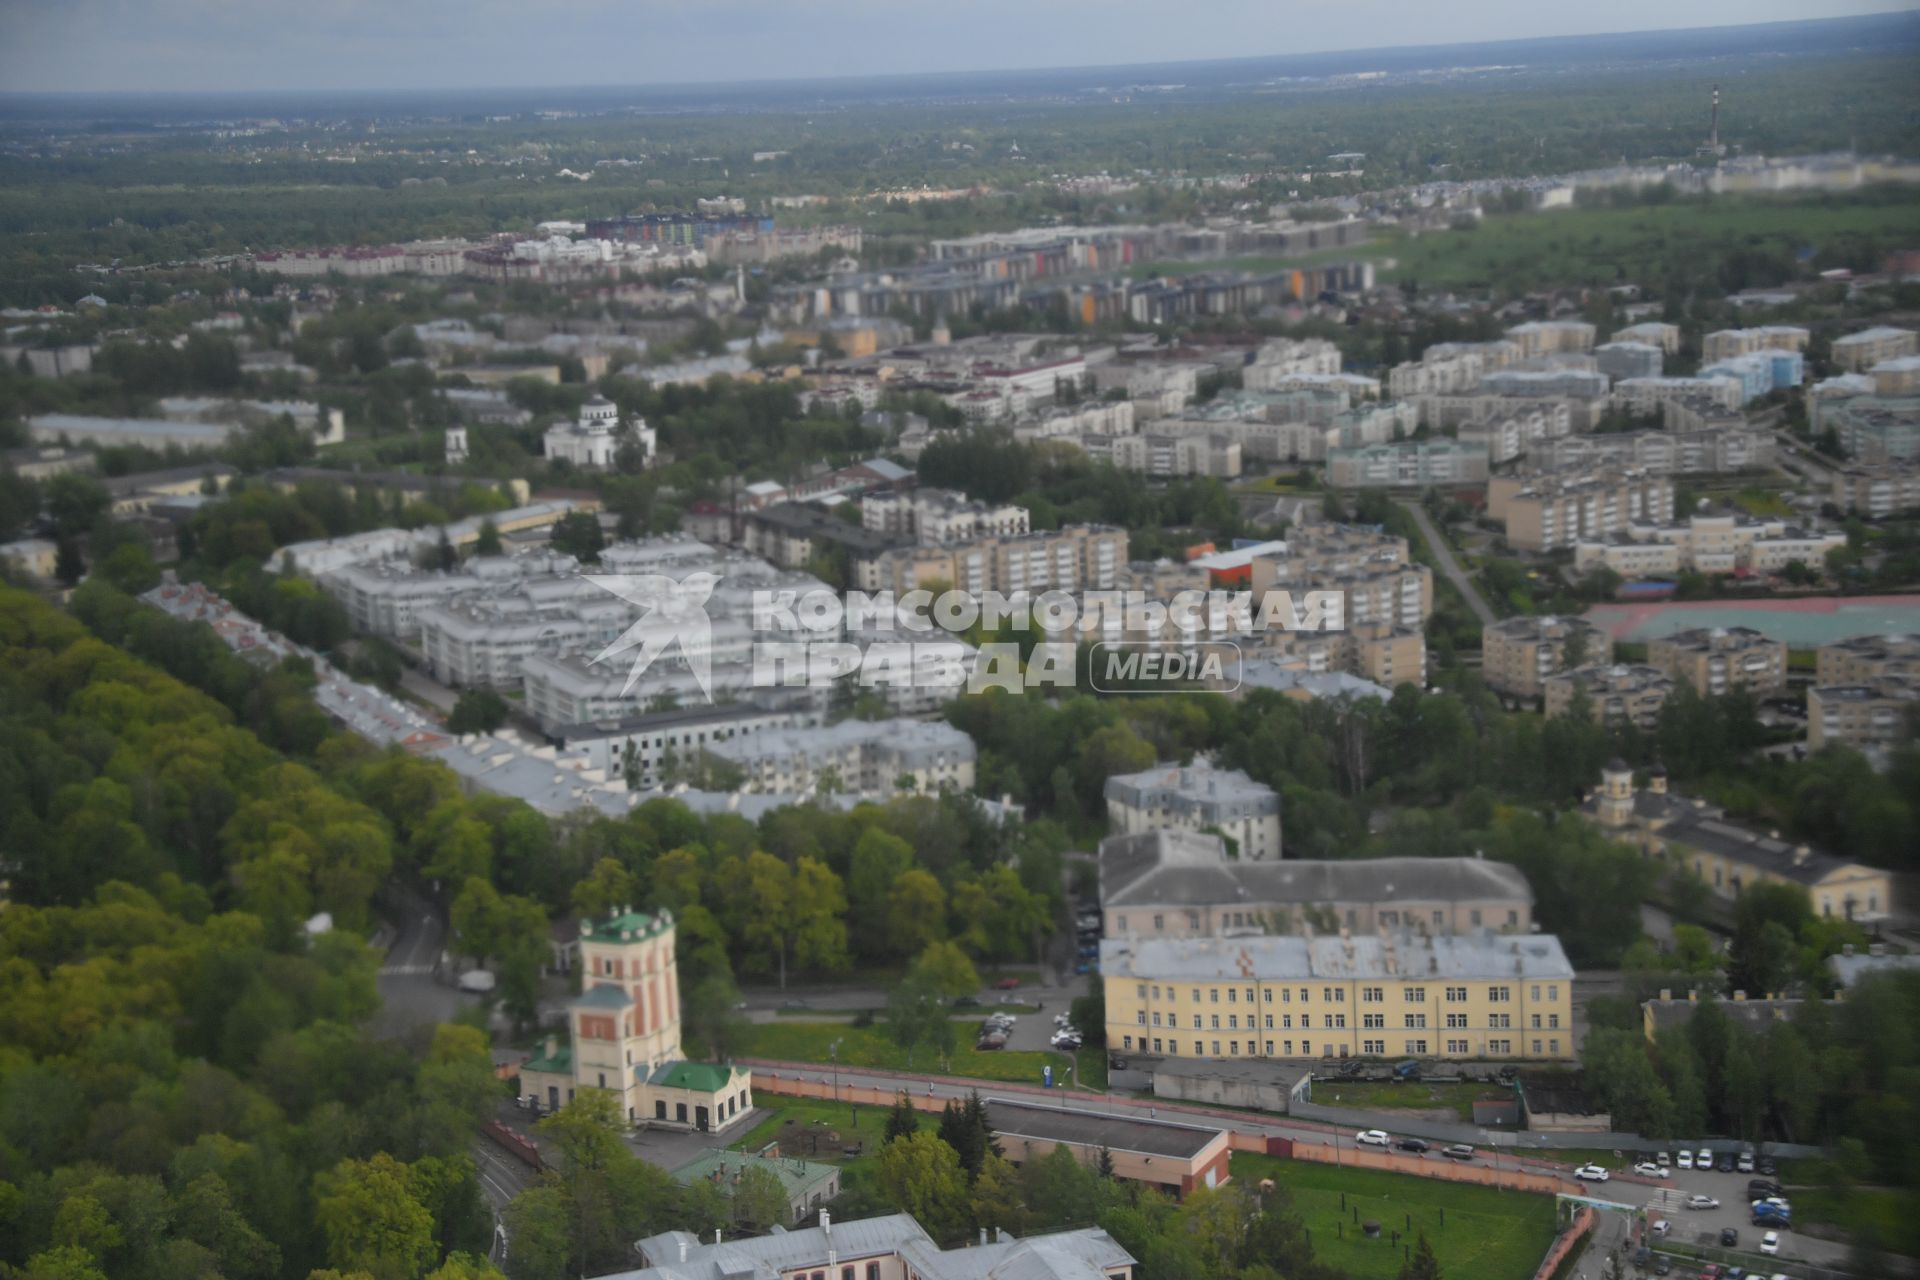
[1397,498,1496,627]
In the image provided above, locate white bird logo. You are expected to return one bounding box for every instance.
[583,571,721,701]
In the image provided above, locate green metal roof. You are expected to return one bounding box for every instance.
[650,1060,737,1093]
[581,908,673,945]
[521,1045,573,1075]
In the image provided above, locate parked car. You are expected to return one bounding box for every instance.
[1108,1055,1128,1071]
[1737,1152,1756,1173]
[1051,1032,1082,1049]
[1697,1266,1721,1280]
[1656,1150,1672,1167]
[953,996,980,1009]
[1756,1156,1777,1176]
[781,999,809,1010]
[994,977,1021,990]
[976,1033,1007,1050]
[1687,1195,1720,1210]
[1441,1144,1475,1161]
[1649,1219,1671,1238]
[1392,1059,1422,1080]
[1356,1129,1390,1147]
[1677,1151,1695,1170]
[1396,1138,1430,1154]
[1747,1179,1783,1198]
[1697,1148,1714,1168]
[1632,1245,1651,1270]
[1760,1232,1780,1256]
[1652,1259,1671,1276]
[1573,1164,1609,1182]
[1717,1152,1738,1172]
[1633,1162,1668,1178]
[1720,1228,1739,1247]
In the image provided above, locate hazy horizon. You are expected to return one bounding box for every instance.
[1,0,1914,97]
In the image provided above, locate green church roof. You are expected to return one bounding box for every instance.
[650,1060,737,1094]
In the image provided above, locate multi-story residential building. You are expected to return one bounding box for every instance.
[1544,663,1675,729]
[323,549,582,640]
[1099,830,1534,939]
[1249,524,1433,629]
[1242,370,1381,404]
[1594,341,1664,382]
[1612,375,1744,415]
[550,701,823,790]
[1087,430,1243,478]
[859,524,1128,595]
[1088,360,1207,418]
[1455,402,1575,465]
[1831,326,1919,372]
[1482,615,1612,700]
[1827,393,1920,462]
[1531,424,1772,475]
[1413,390,1609,433]
[1647,626,1788,696]
[1701,325,1810,362]
[1245,621,1426,690]
[1480,367,1611,401]
[1807,678,1920,756]
[739,502,906,572]
[1504,320,1596,358]
[1587,762,1891,922]
[1815,633,1920,685]
[1488,468,1675,553]
[1246,337,1344,380]
[1386,340,1521,398]
[517,907,754,1130]
[1700,350,1805,403]
[1610,322,1681,355]
[1871,355,1920,398]
[1326,439,1489,489]
[1830,463,1920,518]
[703,718,976,796]
[1101,929,1577,1062]
[1572,514,1846,579]
[521,651,826,727]
[861,488,1030,544]
[1104,762,1283,860]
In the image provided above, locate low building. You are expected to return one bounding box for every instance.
[1102,929,1577,1063]
[621,1213,1137,1280]
[1144,1058,1315,1114]
[1572,514,1845,580]
[984,1099,1231,1198]
[516,908,753,1131]
[1543,663,1675,730]
[1103,761,1283,860]
[1641,990,1832,1042]
[1098,829,1534,940]
[0,538,59,579]
[1482,615,1612,700]
[1587,762,1892,921]
[544,394,655,470]
[1830,942,1920,988]
[667,1151,840,1228]
[1647,626,1788,696]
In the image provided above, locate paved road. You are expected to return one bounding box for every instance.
[1397,499,1496,627]
[471,1133,537,1266]
[1636,1159,1852,1273]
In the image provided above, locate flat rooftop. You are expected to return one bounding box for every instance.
[984,1098,1221,1160]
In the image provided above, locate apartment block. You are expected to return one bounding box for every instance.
[1480,367,1611,401]
[1102,930,1577,1063]
[859,523,1128,596]
[1085,430,1243,478]
[1808,678,1920,756]
[1482,614,1613,700]
[1699,350,1804,403]
[704,718,976,797]
[1504,320,1596,358]
[1386,340,1521,398]
[1099,829,1533,939]
[1831,326,1918,372]
[1816,633,1920,686]
[1830,464,1920,517]
[1249,523,1433,630]
[1610,322,1681,355]
[1104,762,1283,860]
[1326,439,1489,489]
[1572,514,1846,579]
[1612,376,1744,415]
[1455,403,1574,464]
[1488,469,1675,553]
[1648,626,1788,697]
[1828,394,1920,462]
[1543,663,1675,730]
[1531,424,1771,475]
[1701,325,1810,362]
[1594,341,1664,382]
[861,487,1030,544]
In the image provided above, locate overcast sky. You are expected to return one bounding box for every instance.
[0,0,1909,96]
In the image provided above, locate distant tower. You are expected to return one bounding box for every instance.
[444,425,468,465]
[1709,85,1720,153]
[735,263,746,305]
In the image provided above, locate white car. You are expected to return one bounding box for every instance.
[1574,1165,1609,1182]
[1356,1129,1391,1147]
[1687,1194,1720,1210]
[1760,1231,1781,1256]
[1677,1151,1695,1170]
[1696,1148,1713,1167]
[1633,1162,1668,1178]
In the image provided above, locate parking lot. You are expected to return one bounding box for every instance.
[1629,1159,1851,1275]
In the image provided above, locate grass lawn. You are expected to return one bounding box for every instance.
[731,1098,925,1160]
[1074,1047,1108,1091]
[1733,488,1795,518]
[1231,1153,1558,1280]
[739,1019,1061,1085]
[1310,1080,1514,1123]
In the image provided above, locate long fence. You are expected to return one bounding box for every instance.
[1532,1207,1595,1280]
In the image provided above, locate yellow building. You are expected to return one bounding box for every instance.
[518,907,753,1132]
[1585,761,1892,923]
[1101,931,1576,1065]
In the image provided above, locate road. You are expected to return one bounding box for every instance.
[1636,1158,1854,1274]
[1397,499,1496,627]
[471,1132,538,1267]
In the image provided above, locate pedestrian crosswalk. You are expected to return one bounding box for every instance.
[381,963,434,976]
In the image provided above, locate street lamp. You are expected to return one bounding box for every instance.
[829,1039,842,1104]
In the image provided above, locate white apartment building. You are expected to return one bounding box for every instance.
[1612,376,1746,415]
[705,718,977,796]
[1089,361,1209,419]
[1247,337,1344,380]
[1386,340,1521,398]
[1456,402,1575,464]
[861,488,1030,544]
[324,549,580,640]
[1701,325,1810,362]
[1572,514,1846,579]
[1504,320,1596,357]
[1610,322,1681,355]
[1244,370,1381,404]
[1832,326,1918,373]
[556,701,825,789]
[1104,760,1284,860]
[1087,431,1243,478]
